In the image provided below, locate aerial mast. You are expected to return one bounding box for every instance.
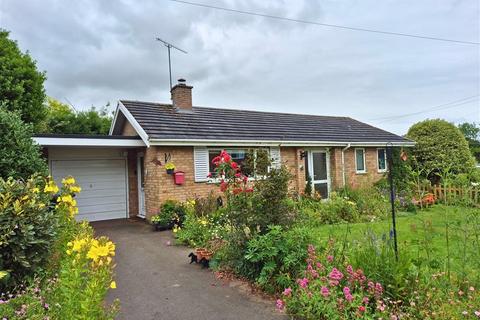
[156,37,188,91]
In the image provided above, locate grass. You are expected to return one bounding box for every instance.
[309,205,480,283]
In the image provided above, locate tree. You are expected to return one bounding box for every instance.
[458,122,480,162]
[406,119,476,183]
[41,98,112,135]
[0,109,48,180]
[0,29,47,130]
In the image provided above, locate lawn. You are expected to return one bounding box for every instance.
[310,205,480,283]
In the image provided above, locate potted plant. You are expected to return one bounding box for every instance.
[150,200,186,231]
[150,214,171,231]
[165,162,176,174]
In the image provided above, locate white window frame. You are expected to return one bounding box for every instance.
[377,148,387,173]
[206,147,271,183]
[355,148,366,174]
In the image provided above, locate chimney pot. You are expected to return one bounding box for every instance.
[171,78,193,111]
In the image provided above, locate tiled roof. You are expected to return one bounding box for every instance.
[118,100,411,144]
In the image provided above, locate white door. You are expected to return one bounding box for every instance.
[137,153,146,218]
[306,150,330,199]
[51,159,128,221]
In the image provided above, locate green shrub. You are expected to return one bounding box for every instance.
[0,177,118,319]
[150,200,186,228]
[0,109,47,180]
[0,175,56,290]
[244,225,313,293]
[406,119,476,183]
[338,185,389,220]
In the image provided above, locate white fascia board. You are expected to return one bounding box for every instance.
[116,101,150,147]
[33,137,146,147]
[149,139,415,147]
[108,104,120,135]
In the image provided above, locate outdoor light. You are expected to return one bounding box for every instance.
[299,151,307,160]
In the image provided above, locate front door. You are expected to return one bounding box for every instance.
[137,153,146,218]
[306,150,330,199]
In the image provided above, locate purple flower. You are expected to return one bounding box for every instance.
[327,255,334,262]
[343,287,353,302]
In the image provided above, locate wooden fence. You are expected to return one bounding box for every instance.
[420,185,480,204]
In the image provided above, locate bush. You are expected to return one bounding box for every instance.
[0,175,58,290]
[0,109,47,180]
[280,243,393,319]
[244,225,313,293]
[0,177,118,319]
[150,200,186,229]
[338,186,389,221]
[406,119,476,183]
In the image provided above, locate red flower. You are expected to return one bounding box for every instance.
[220,150,231,162]
[212,156,221,165]
[232,188,243,195]
[245,187,254,193]
[235,173,242,178]
[220,181,228,192]
[231,162,239,170]
[243,176,248,183]
[207,172,212,178]
[358,306,366,312]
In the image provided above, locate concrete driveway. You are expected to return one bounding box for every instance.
[92,219,284,320]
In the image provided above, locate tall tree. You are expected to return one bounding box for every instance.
[458,122,480,162]
[0,108,47,179]
[42,98,112,135]
[406,119,476,183]
[0,29,47,130]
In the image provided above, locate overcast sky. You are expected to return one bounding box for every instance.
[1,0,479,135]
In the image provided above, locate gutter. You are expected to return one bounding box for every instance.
[341,143,351,187]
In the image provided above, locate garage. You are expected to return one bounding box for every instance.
[51,159,128,221]
[33,134,146,222]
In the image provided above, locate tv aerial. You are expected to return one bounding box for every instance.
[156,37,188,90]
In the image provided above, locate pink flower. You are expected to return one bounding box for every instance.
[346,265,354,275]
[358,306,366,312]
[320,286,330,297]
[327,255,334,262]
[375,282,383,295]
[307,244,315,254]
[297,277,309,288]
[282,287,292,297]
[343,287,353,302]
[276,299,285,310]
[474,310,480,317]
[329,268,344,281]
[362,297,369,304]
[469,286,475,291]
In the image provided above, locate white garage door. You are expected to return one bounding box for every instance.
[51,159,128,221]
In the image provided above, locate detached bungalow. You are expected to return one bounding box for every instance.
[34,79,413,222]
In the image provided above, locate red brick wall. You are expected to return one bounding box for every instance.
[131,145,385,219]
[126,149,140,218]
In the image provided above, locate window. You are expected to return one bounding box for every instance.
[355,148,366,173]
[208,148,270,179]
[377,148,387,172]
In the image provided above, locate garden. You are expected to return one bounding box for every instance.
[0,108,118,319]
[150,120,480,319]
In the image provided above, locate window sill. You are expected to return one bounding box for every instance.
[206,176,264,184]
[377,169,387,173]
[355,171,367,175]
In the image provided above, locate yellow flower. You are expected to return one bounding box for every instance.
[38,203,46,209]
[32,187,40,193]
[172,227,179,233]
[110,281,117,289]
[44,181,59,194]
[62,177,76,185]
[66,249,72,255]
[58,194,75,205]
[21,195,29,201]
[72,238,89,252]
[199,218,208,226]
[69,185,82,193]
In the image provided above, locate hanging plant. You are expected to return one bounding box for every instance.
[165,162,176,174]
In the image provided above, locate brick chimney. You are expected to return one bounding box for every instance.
[171,78,193,111]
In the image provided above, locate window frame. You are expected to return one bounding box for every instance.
[354,148,366,174]
[304,148,331,200]
[377,148,387,173]
[206,147,271,183]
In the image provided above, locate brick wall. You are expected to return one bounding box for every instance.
[126,149,140,218]
[341,147,386,189]
[122,121,138,136]
[130,145,385,219]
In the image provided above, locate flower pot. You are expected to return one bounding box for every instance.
[154,224,170,231]
[166,168,175,175]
